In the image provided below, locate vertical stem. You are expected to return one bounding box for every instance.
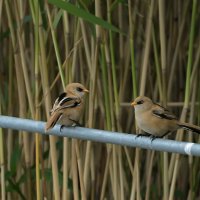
[158,1,168,200]
[32,0,41,198]
[83,0,101,193]
[159,0,167,102]
[49,137,61,200]
[128,0,137,98]
[107,0,119,118]
[45,1,65,89]
[72,139,79,200]
[62,138,69,200]
[36,3,61,199]
[152,26,163,98]
[139,0,154,96]
[184,0,197,108]
[167,1,189,98]
[100,44,112,129]
[14,0,35,118]
[145,151,155,200]
[75,141,86,200]
[107,1,121,198]
[169,1,197,199]
[0,103,5,200]
[118,146,124,200]
[62,8,70,200]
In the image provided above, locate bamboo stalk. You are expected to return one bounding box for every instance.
[45,1,65,89]
[188,75,197,198]
[0,101,5,200]
[30,0,41,198]
[14,0,35,118]
[100,146,111,200]
[167,1,189,99]
[128,0,137,98]
[72,139,79,200]
[62,137,70,200]
[158,2,169,200]
[75,140,86,200]
[183,1,197,108]
[145,151,155,200]
[169,1,197,199]
[0,0,3,24]
[14,3,34,197]
[83,15,99,192]
[139,0,154,96]
[118,146,124,200]
[38,11,61,200]
[107,0,120,119]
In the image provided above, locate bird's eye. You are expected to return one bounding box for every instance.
[76,87,83,92]
[137,100,144,104]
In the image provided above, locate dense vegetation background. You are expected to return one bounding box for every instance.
[1,0,200,199]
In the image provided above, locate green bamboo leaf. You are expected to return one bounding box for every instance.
[48,0,122,33]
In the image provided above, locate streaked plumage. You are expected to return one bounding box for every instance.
[131,96,200,140]
[45,83,89,132]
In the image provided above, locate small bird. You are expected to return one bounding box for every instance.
[131,96,200,140]
[45,83,89,132]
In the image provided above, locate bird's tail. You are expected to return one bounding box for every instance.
[45,112,62,132]
[178,122,200,134]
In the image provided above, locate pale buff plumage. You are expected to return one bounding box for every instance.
[131,96,200,139]
[45,83,89,132]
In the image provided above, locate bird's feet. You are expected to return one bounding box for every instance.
[59,124,77,132]
[60,125,66,132]
[135,133,161,143]
[72,122,83,127]
[60,120,83,132]
[136,133,151,138]
[149,135,165,143]
[149,135,159,142]
[69,118,83,127]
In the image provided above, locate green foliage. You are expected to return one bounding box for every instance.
[48,0,122,33]
[5,170,27,199]
[10,145,22,175]
[6,177,26,200]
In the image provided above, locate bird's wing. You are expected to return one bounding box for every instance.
[57,96,81,111]
[152,104,177,120]
[50,92,81,115]
[50,92,67,115]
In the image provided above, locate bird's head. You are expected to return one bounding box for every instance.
[66,83,89,98]
[131,96,152,112]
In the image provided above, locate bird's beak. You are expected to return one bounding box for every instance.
[84,89,89,93]
[131,101,137,107]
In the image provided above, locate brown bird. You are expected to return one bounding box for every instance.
[131,96,200,140]
[45,83,89,132]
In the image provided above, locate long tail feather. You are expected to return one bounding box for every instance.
[45,113,62,132]
[178,122,200,134]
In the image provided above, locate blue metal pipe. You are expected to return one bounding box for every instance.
[0,115,199,156]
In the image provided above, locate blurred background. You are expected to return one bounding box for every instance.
[1,0,200,199]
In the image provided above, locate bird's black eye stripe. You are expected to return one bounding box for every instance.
[137,100,144,105]
[76,87,83,92]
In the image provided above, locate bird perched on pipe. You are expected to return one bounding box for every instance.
[45,83,89,132]
[131,96,200,140]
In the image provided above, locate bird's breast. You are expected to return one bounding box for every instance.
[135,111,178,136]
